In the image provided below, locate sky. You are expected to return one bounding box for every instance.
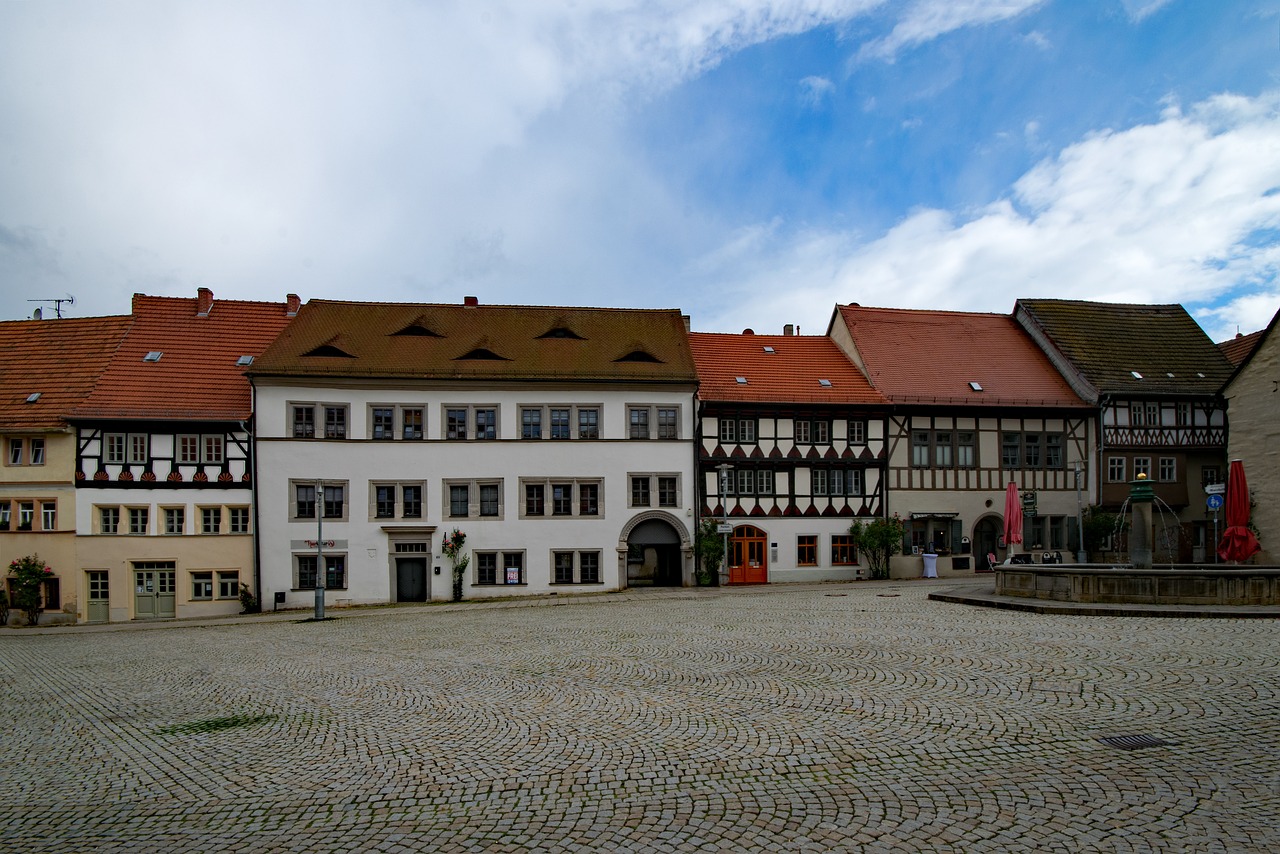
[1,0,1278,342]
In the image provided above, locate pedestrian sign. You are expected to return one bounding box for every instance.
[1206,494,1224,511]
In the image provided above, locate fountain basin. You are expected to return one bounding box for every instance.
[995,564,1280,606]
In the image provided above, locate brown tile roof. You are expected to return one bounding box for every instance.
[1016,299,1233,397]
[831,305,1087,407]
[688,332,887,405]
[72,293,297,421]
[250,300,698,383]
[1218,329,1264,366]
[0,315,131,430]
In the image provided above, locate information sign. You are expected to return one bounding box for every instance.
[1205,483,1226,495]
[1206,494,1224,510]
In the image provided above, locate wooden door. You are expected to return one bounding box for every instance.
[729,525,768,584]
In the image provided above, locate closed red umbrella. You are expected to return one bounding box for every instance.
[1218,459,1260,563]
[1003,482,1023,553]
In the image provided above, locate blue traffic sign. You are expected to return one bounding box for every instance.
[1206,494,1224,510]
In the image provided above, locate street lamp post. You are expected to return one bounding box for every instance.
[1074,461,1086,564]
[717,463,733,586]
[314,480,325,620]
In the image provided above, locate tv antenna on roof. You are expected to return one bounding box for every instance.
[28,295,75,319]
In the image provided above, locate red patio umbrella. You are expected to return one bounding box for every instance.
[1218,459,1260,563]
[1003,482,1023,553]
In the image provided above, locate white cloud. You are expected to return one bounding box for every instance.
[857,0,1047,62]
[695,90,1280,338]
[799,75,836,107]
[1120,0,1177,22]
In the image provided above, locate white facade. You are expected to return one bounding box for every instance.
[254,381,697,607]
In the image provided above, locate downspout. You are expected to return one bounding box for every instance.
[249,380,263,612]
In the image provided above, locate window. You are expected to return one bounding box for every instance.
[178,435,200,464]
[502,552,524,585]
[476,552,497,585]
[757,470,774,496]
[579,483,599,516]
[1176,403,1192,426]
[957,432,975,468]
[1046,435,1063,469]
[550,409,571,440]
[848,420,866,445]
[629,408,650,439]
[0,503,8,530]
[192,572,213,600]
[128,507,148,535]
[1107,456,1126,483]
[475,409,496,440]
[934,432,953,467]
[105,433,126,463]
[200,507,221,534]
[580,551,600,584]
[295,484,316,518]
[525,484,545,516]
[475,552,524,585]
[323,485,345,518]
[292,406,315,438]
[229,507,250,534]
[1024,434,1042,468]
[128,434,148,464]
[812,470,828,496]
[813,420,830,444]
[736,469,754,495]
[402,485,422,518]
[657,408,679,439]
[296,555,346,589]
[203,436,224,464]
[578,408,599,440]
[554,551,574,584]
[1002,433,1021,469]
[552,483,573,516]
[553,551,602,584]
[795,421,811,444]
[17,501,33,531]
[6,438,45,466]
[372,408,395,440]
[522,408,542,439]
[479,483,500,516]
[631,477,651,507]
[1202,466,1221,487]
[912,431,930,467]
[1132,402,1160,427]
[1158,457,1177,482]
[30,438,44,465]
[450,485,469,517]
[403,408,424,440]
[164,507,184,535]
[1133,457,1152,479]
[830,535,857,566]
[797,535,817,566]
[719,419,737,443]
[375,485,396,518]
[41,501,56,531]
[447,409,467,440]
[324,406,347,439]
[7,438,22,466]
[100,506,120,534]
[658,476,678,507]
[218,571,239,599]
[292,481,346,520]
[831,469,863,496]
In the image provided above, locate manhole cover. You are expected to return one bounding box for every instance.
[1097,734,1171,750]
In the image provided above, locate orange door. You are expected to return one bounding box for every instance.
[729,526,768,584]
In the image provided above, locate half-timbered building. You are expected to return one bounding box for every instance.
[70,289,298,621]
[1016,300,1234,562]
[829,305,1093,577]
[688,330,890,583]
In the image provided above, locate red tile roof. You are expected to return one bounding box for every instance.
[250,300,698,383]
[72,293,297,421]
[688,332,887,405]
[1218,329,1264,366]
[831,305,1086,407]
[0,315,131,430]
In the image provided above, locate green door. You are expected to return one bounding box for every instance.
[87,571,109,623]
[133,564,177,619]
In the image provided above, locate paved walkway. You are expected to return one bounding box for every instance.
[2,579,1277,852]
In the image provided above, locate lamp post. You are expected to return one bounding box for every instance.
[314,480,325,620]
[1074,461,1086,564]
[716,463,733,586]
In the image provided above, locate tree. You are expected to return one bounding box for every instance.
[847,515,905,580]
[441,529,469,602]
[8,554,53,627]
[1082,506,1125,557]
[694,518,726,586]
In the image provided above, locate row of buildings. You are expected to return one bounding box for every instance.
[2,288,1275,623]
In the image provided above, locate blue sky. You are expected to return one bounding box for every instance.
[1,1,1278,341]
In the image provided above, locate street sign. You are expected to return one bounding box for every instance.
[717,523,733,534]
[1021,491,1037,509]
[1206,494,1224,510]
[1205,483,1226,495]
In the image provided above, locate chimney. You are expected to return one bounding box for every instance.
[286,293,300,317]
[783,324,794,336]
[681,314,691,332]
[196,287,213,317]
[464,296,479,307]
[742,328,754,335]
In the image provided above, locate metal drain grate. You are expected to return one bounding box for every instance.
[1097,734,1171,750]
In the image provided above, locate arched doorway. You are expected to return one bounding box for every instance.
[729,525,768,584]
[626,517,684,587]
[974,515,1002,571]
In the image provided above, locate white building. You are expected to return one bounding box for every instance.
[250,298,699,607]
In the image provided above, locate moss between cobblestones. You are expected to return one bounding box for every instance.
[158,713,278,735]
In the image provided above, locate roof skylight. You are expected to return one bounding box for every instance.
[236,355,254,366]
[25,392,40,403]
[818,379,832,388]
[143,351,163,362]
[969,381,983,392]
[763,346,775,354]
[1130,370,1143,379]
[735,376,748,384]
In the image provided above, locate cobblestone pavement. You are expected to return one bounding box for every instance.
[2,581,1278,852]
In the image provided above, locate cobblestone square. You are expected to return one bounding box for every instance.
[1,581,1277,852]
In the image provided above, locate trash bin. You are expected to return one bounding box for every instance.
[922,553,938,578]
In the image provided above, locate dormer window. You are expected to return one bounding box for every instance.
[615,350,663,364]
[456,348,509,361]
[537,326,585,340]
[302,344,355,358]
[392,320,443,337]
